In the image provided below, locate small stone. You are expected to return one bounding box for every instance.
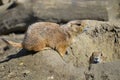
[47,75,54,80]
[22,70,30,74]
[8,72,16,78]
[19,62,24,66]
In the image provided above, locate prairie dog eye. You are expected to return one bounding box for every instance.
[75,23,81,26]
[101,53,103,56]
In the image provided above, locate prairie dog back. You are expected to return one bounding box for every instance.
[22,22,69,52]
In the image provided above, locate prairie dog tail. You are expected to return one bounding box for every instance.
[1,38,22,48]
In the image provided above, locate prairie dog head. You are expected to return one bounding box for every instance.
[67,20,86,33]
[90,52,105,64]
[61,20,88,37]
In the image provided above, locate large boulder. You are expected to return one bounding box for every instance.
[0,5,34,35]
[86,61,120,80]
[32,0,108,22]
[0,0,109,35]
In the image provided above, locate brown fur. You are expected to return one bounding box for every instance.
[89,51,107,64]
[2,21,86,57]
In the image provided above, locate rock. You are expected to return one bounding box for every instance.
[87,61,120,80]
[22,70,30,75]
[8,71,17,78]
[0,0,120,35]
[0,5,34,35]
[107,0,120,21]
[0,0,109,35]
[1,0,10,4]
[33,0,108,22]
[0,0,15,12]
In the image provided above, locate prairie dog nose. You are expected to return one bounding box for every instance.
[94,57,99,61]
[93,57,100,63]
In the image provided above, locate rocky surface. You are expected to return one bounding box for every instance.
[0,20,120,80]
[0,0,120,35]
[85,61,120,80]
[0,0,110,35]
[32,0,108,22]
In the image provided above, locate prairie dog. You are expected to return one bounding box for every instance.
[89,52,107,64]
[2,20,86,57]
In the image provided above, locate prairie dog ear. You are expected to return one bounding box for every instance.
[74,23,81,26]
[91,52,95,56]
[100,52,103,56]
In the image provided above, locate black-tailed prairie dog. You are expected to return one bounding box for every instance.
[2,20,86,57]
[89,52,107,64]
